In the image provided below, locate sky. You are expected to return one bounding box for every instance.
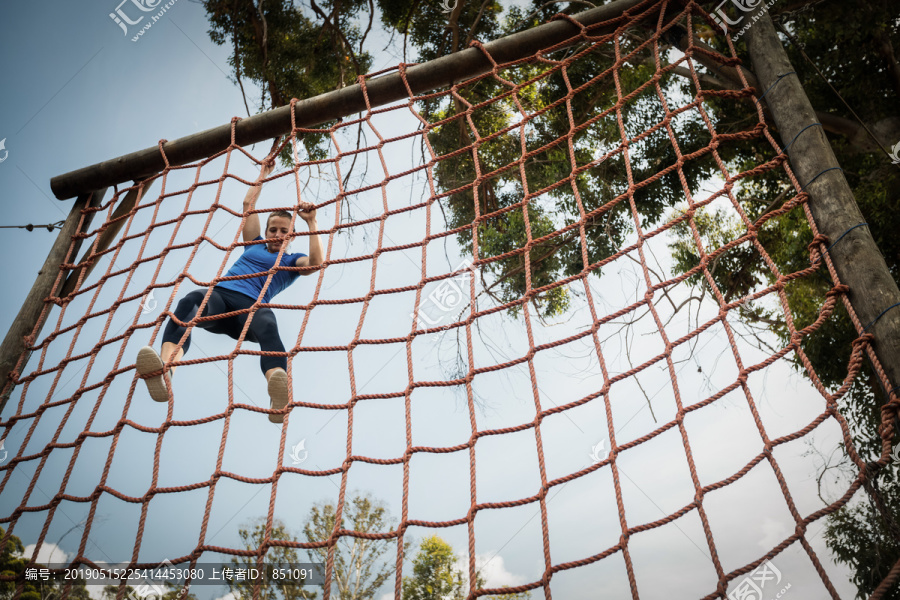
[0,1,873,600]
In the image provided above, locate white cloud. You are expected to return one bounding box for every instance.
[83,583,111,600]
[378,594,394,600]
[758,516,790,551]
[22,542,68,565]
[454,552,527,590]
[212,593,239,600]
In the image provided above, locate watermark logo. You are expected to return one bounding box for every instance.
[130,558,190,600]
[709,0,778,41]
[109,0,179,42]
[0,138,8,164]
[729,559,791,600]
[440,0,458,13]
[141,289,157,313]
[131,558,173,599]
[710,0,762,30]
[888,141,900,165]
[891,443,900,463]
[589,442,607,464]
[109,0,162,34]
[410,259,475,339]
[0,439,7,464]
[289,439,308,465]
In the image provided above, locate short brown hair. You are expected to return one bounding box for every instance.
[265,210,295,231]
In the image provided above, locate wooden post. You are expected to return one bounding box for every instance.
[744,10,900,393]
[59,178,157,298]
[0,188,107,412]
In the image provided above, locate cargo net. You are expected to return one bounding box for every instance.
[2,0,899,599]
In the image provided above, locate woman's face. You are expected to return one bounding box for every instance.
[265,216,293,253]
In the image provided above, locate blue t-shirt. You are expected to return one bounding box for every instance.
[216,236,307,303]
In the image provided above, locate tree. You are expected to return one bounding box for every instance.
[229,518,317,600]
[401,536,461,600]
[202,0,375,162]
[303,494,404,600]
[390,0,900,592]
[660,3,900,597]
[0,528,43,600]
[204,0,900,595]
[0,527,91,600]
[401,535,530,600]
[232,495,401,600]
[381,0,900,594]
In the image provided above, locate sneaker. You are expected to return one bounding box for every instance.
[267,369,290,423]
[137,346,171,403]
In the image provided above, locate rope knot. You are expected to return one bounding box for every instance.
[852,333,875,350]
[825,285,850,298]
[807,234,829,262]
[290,98,299,131]
[157,139,170,168]
[550,12,584,31]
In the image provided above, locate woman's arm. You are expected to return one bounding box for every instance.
[242,161,275,242]
[294,202,323,273]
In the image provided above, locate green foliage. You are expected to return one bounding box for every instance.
[202,0,374,160]
[377,0,729,319]
[663,3,900,597]
[0,528,39,600]
[0,527,91,600]
[824,482,900,600]
[303,495,402,600]
[207,0,900,594]
[400,535,530,600]
[230,519,317,600]
[232,495,400,600]
[401,536,463,600]
[376,0,504,61]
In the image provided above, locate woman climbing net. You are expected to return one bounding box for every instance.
[135,159,324,423]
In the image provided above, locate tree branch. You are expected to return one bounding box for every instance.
[233,0,252,117]
[874,28,900,100]
[464,0,495,47]
[308,0,362,79]
[663,56,897,155]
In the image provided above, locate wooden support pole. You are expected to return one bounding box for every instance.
[59,178,157,298]
[0,188,108,412]
[744,9,900,394]
[49,0,649,200]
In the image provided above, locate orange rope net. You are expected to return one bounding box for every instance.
[2,1,898,598]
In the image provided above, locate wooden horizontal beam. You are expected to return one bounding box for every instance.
[50,0,648,200]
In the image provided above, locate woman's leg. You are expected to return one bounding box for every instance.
[246,307,290,423]
[160,290,208,375]
[139,289,225,401]
[247,308,287,376]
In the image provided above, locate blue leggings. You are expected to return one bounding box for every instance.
[162,286,287,374]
